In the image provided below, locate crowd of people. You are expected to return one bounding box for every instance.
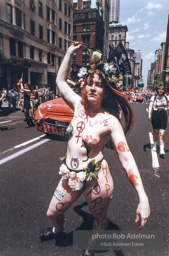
[0,84,55,127]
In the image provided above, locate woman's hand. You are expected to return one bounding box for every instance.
[67,41,82,55]
[148,115,152,121]
[135,199,151,229]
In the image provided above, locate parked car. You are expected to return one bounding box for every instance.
[34,96,73,138]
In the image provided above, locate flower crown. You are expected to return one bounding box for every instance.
[77,48,119,85]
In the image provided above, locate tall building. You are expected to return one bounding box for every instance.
[73,0,104,66]
[109,0,120,22]
[0,0,73,91]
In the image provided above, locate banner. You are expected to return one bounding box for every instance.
[108,41,131,75]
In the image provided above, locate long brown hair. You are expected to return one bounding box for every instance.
[81,73,134,136]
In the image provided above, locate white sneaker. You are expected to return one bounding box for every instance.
[152,144,157,152]
[159,148,165,156]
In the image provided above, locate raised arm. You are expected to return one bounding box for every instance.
[109,117,151,229]
[56,41,82,110]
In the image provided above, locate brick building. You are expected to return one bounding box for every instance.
[73,0,104,67]
[0,0,73,92]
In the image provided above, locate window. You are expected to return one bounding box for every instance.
[59,0,62,11]
[39,25,43,39]
[39,49,42,61]
[64,39,67,51]
[64,21,67,34]
[23,13,25,29]
[47,53,50,64]
[30,0,35,11]
[82,35,90,47]
[10,38,16,56]
[82,51,89,65]
[18,41,23,58]
[52,10,55,23]
[59,37,62,49]
[73,3,77,9]
[83,1,91,9]
[52,54,55,66]
[39,1,43,17]
[47,29,50,42]
[68,24,71,35]
[30,45,34,59]
[7,5,12,24]
[58,56,62,67]
[59,18,62,31]
[47,6,50,21]
[30,20,35,35]
[52,31,55,44]
[15,8,22,27]
[68,5,70,17]
[65,3,67,15]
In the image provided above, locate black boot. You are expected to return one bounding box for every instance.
[26,119,30,128]
[40,227,57,242]
[82,247,95,256]
[29,118,35,127]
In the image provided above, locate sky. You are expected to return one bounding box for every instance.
[119,0,169,86]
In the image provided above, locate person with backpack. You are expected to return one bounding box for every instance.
[148,84,169,156]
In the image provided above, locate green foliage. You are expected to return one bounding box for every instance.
[154,81,164,90]
[84,160,101,181]
[0,50,9,63]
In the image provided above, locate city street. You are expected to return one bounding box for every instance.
[0,102,169,256]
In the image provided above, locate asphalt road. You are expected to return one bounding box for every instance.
[0,102,169,256]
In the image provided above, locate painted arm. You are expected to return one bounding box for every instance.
[56,41,82,110]
[110,118,151,229]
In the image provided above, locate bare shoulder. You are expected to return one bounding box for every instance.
[104,112,123,132]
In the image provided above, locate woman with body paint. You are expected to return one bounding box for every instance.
[40,42,150,256]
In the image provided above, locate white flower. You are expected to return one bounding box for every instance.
[59,164,70,179]
[77,67,88,78]
[109,64,114,72]
[68,178,84,191]
[104,63,114,74]
[69,171,77,179]
[90,51,102,63]
[77,172,86,182]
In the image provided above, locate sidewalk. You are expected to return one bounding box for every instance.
[0,101,23,119]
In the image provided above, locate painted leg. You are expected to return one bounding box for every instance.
[152,129,158,151]
[159,129,165,155]
[82,160,114,255]
[40,178,83,241]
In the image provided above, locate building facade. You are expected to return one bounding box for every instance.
[0,0,73,92]
[109,0,120,22]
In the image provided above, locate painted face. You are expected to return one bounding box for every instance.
[84,73,106,104]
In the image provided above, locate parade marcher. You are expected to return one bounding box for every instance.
[20,83,34,128]
[148,83,169,156]
[11,88,18,110]
[40,42,151,255]
[0,88,6,111]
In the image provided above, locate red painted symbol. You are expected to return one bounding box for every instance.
[76,121,85,143]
